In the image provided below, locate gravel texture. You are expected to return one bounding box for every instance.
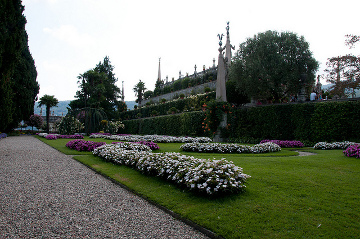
[0,136,210,238]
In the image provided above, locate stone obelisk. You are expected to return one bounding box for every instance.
[216,34,227,102]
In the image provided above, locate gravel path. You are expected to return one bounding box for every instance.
[0,136,210,238]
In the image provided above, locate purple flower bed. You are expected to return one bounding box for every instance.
[66,139,106,152]
[260,139,304,148]
[44,134,84,140]
[45,134,58,140]
[0,133,7,139]
[112,141,160,150]
[59,134,84,139]
[343,144,360,158]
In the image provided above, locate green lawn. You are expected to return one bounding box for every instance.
[36,136,360,238]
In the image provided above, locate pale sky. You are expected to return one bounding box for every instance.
[23,0,360,102]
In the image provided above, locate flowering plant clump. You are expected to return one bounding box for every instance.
[91,134,212,143]
[66,139,106,152]
[45,134,58,140]
[93,144,250,196]
[0,133,8,139]
[180,142,281,154]
[112,141,160,150]
[109,142,152,151]
[29,114,44,129]
[343,144,360,158]
[39,133,84,140]
[90,133,112,138]
[313,141,357,150]
[260,139,304,148]
[58,115,84,135]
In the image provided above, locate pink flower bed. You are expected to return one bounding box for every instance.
[260,139,304,148]
[343,144,360,158]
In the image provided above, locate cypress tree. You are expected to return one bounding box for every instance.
[0,0,39,131]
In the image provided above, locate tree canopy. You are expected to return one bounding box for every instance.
[133,80,146,105]
[69,56,122,120]
[230,30,318,102]
[324,35,360,98]
[0,0,39,132]
[325,55,360,97]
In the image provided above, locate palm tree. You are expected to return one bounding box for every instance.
[38,95,58,133]
[133,80,146,106]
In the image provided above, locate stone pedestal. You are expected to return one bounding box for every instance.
[213,114,227,142]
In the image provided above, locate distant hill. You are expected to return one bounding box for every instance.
[34,100,136,116]
[34,100,70,116]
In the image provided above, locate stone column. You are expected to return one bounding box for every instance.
[216,46,227,102]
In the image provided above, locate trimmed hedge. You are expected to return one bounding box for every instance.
[122,100,360,143]
[122,111,207,137]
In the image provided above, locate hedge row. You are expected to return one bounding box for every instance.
[122,111,207,137]
[119,92,215,120]
[121,100,360,143]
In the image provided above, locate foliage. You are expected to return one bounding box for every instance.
[57,115,84,135]
[0,133,8,139]
[153,71,217,98]
[345,34,360,49]
[38,133,84,140]
[29,114,44,129]
[228,100,360,143]
[93,144,250,196]
[38,94,59,133]
[122,111,208,137]
[226,80,249,106]
[324,55,360,97]
[68,107,107,135]
[91,133,211,143]
[117,101,127,113]
[144,90,153,99]
[203,100,232,136]
[230,30,318,102]
[66,139,106,152]
[112,141,160,150]
[180,142,281,154]
[260,139,304,148]
[313,141,357,150]
[0,0,39,132]
[133,80,146,105]
[343,144,360,158]
[69,56,121,120]
[118,92,215,120]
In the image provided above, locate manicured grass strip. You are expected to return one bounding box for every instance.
[37,136,360,238]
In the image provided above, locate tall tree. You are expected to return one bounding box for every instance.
[133,80,146,105]
[38,95,58,133]
[325,35,360,97]
[69,56,121,119]
[325,55,360,97]
[0,0,39,132]
[230,31,318,102]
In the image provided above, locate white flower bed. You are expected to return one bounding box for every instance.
[90,134,212,143]
[180,142,281,154]
[93,144,250,195]
[313,141,357,150]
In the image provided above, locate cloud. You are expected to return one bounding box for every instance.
[43,25,96,48]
